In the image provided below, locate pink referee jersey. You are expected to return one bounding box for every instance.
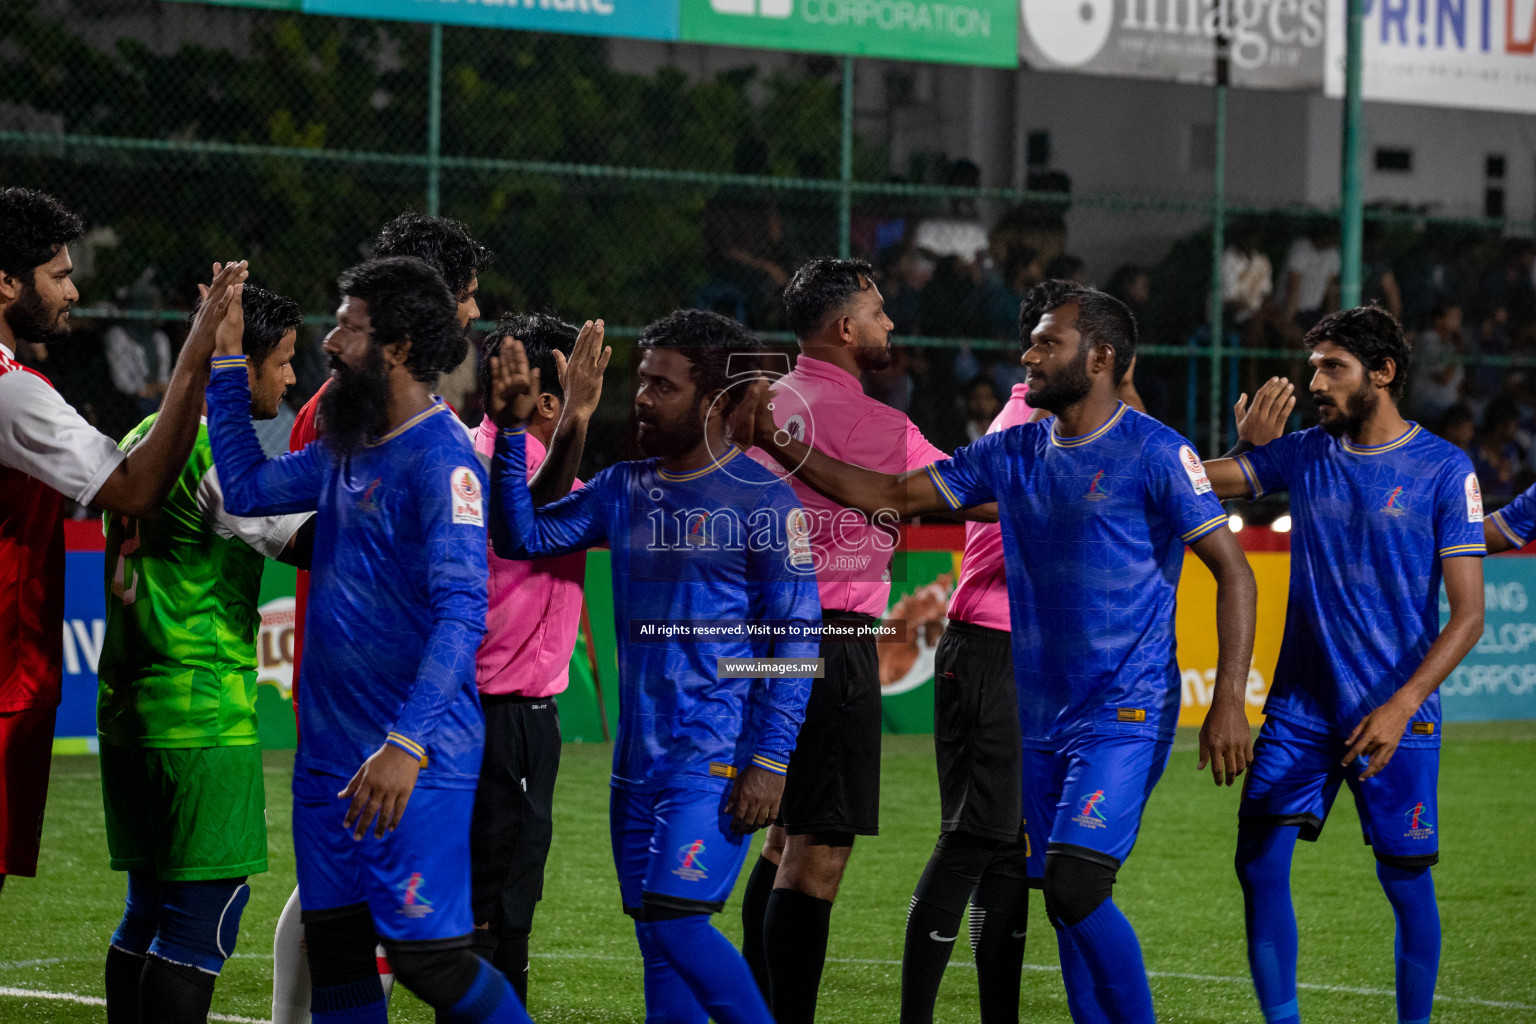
[945,383,1032,632]
[473,418,587,698]
[751,354,947,618]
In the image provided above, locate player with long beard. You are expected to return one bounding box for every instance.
[1202,307,1485,1024]
[207,258,530,1024]
[733,284,1258,1024]
[487,310,820,1024]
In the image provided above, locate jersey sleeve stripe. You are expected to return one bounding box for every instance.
[210,356,246,372]
[1181,514,1229,544]
[385,732,427,760]
[1490,512,1527,549]
[1438,543,1487,557]
[926,463,963,510]
[751,754,789,775]
[1235,454,1263,498]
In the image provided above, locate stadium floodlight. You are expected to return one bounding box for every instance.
[1271,514,1292,533]
[1227,513,1244,533]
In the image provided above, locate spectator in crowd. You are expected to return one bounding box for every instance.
[1282,219,1340,333]
[1043,253,1085,285]
[1477,239,1536,343]
[1414,303,1467,422]
[1469,301,1513,400]
[1475,396,1530,502]
[912,159,989,266]
[104,273,171,418]
[917,255,980,338]
[1435,404,1476,459]
[962,377,1002,443]
[876,243,934,336]
[964,245,1042,341]
[1361,224,1403,321]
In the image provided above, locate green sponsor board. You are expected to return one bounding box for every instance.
[680,0,1018,66]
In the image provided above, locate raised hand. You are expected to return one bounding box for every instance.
[487,336,541,429]
[186,261,249,363]
[213,282,246,360]
[727,378,780,451]
[1234,377,1295,446]
[555,319,611,421]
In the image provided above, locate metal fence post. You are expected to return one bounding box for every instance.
[839,56,853,260]
[427,23,443,217]
[1207,25,1229,454]
[1339,0,1365,308]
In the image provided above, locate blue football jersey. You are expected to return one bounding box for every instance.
[490,427,820,792]
[207,366,489,788]
[927,404,1228,748]
[1488,482,1536,549]
[1236,424,1485,746]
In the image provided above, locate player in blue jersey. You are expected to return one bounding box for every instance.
[485,309,821,1024]
[205,257,531,1024]
[1203,307,1486,1024]
[1484,481,1536,553]
[732,284,1259,1024]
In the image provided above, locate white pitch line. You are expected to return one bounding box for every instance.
[0,987,267,1023]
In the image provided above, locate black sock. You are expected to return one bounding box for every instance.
[763,887,833,1024]
[900,896,965,1024]
[739,855,777,998]
[971,874,1030,1024]
[491,930,528,1007]
[105,946,147,1024]
[139,954,216,1024]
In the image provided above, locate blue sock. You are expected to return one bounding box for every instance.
[1236,824,1302,1024]
[312,978,388,1024]
[441,959,532,1024]
[1059,901,1155,1024]
[638,915,774,1024]
[635,920,709,1024]
[1377,862,1440,1024]
[1055,927,1112,1024]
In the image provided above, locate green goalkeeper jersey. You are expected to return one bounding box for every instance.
[97,416,307,748]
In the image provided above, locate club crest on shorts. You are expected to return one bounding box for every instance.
[397,872,435,918]
[1402,802,1434,840]
[672,840,708,882]
[1073,790,1109,829]
[451,466,484,527]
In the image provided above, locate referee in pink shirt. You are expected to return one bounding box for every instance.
[739,258,949,1024]
[468,313,606,1007]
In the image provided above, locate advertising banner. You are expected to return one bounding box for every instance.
[680,0,1020,67]
[1325,0,1536,113]
[299,0,680,40]
[1441,555,1536,720]
[1018,0,1326,87]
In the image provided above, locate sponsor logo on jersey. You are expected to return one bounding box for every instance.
[673,840,709,882]
[782,414,806,441]
[1117,708,1147,723]
[1465,473,1484,522]
[1072,790,1109,829]
[1411,722,1435,736]
[1403,802,1435,840]
[686,511,712,547]
[1179,446,1213,495]
[786,508,814,568]
[1085,470,1112,502]
[358,477,384,513]
[451,466,484,527]
[1382,485,1409,518]
[397,872,435,918]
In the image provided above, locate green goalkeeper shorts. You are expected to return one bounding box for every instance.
[100,743,268,880]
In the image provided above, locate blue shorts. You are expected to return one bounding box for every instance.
[1239,716,1440,867]
[292,771,474,943]
[1028,732,1174,871]
[610,784,750,915]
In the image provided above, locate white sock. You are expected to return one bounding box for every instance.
[272,887,311,1024]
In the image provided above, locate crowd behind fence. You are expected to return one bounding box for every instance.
[4,4,1534,511]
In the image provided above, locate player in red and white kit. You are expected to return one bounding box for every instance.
[0,186,247,888]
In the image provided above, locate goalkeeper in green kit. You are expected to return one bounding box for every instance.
[96,279,314,1024]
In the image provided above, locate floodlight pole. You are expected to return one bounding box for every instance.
[1339,0,1365,307]
[1207,24,1230,453]
[839,56,854,259]
[427,23,444,217]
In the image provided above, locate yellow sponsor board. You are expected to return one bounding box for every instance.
[1174,551,1290,727]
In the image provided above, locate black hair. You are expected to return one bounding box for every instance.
[479,312,578,409]
[337,257,466,383]
[0,187,85,282]
[372,213,494,302]
[1304,305,1411,399]
[188,284,303,369]
[783,257,877,338]
[638,308,760,413]
[1026,282,1138,384]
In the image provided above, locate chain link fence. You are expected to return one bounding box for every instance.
[4,1,1533,504]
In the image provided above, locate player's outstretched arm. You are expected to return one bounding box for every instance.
[1344,556,1484,779]
[1484,487,1536,554]
[91,261,249,517]
[728,378,965,520]
[529,318,610,507]
[1205,377,1296,500]
[1190,525,1258,786]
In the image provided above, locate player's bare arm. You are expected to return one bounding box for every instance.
[529,318,610,506]
[1205,376,1296,499]
[726,766,785,835]
[338,743,422,841]
[1344,555,1484,779]
[1189,525,1258,785]
[92,261,248,517]
[1484,517,1520,554]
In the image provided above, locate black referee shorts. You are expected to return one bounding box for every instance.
[469,694,562,931]
[778,609,882,837]
[933,620,1022,842]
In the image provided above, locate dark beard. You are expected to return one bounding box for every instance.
[1026,345,1093,414]
[853,337,892,372]
[1318,379,1378,438]
[319,345,390,461]
[637,400,707,460]
[4,281,70,343]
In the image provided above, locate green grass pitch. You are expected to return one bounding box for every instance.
[3,725,1534,1023]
